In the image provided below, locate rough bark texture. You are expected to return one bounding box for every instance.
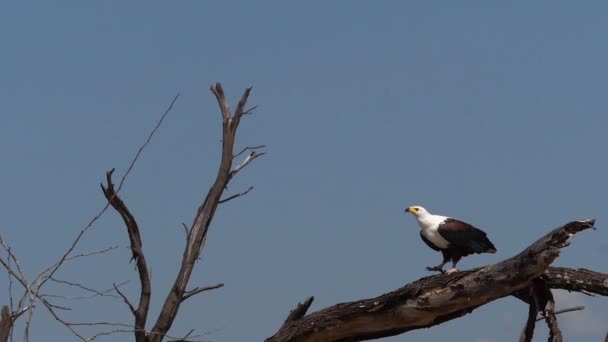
[267,219,605,342]
[542,267,608,295]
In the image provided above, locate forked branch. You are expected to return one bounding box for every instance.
[148,83,264,342]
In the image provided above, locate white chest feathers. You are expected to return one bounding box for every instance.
[418,215,451,249]
[421,226,450,249]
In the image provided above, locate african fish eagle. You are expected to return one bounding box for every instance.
[405,206,496,274]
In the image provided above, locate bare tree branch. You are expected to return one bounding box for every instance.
[181,283,224,302]
[219,186,254,204]
[234,144,266,158]
[230,151,266,178]
[33,245,118,287]
[45,277,127,300]
[535,306,584,322]
[234,87,252,119]
[534,280,562,342]
[267,219,600,342]
[240,105,257,116]
[148,84,263,342]
[0,95,179,342]
[88,329,212,342]
[113,283,136,315]
[209,83,230,120]
[33,93,179,298]
[181,223,189,237]
[519,286,538,342]
[542,267,608,295]
[282,297,314,327]
[101,170,151,342]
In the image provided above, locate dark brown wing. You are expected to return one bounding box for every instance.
[437,218,497,254]
[419,231,442,251]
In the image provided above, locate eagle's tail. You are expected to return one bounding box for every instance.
[469,238,497,254]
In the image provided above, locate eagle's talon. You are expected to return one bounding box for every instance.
[426,266,445,273]
[446,267,458,274]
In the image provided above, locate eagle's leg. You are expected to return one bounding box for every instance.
[446,254,462,274]
[426,250,450,273]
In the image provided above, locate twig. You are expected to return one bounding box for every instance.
[0,239,28,286]
[46,277,127,300]
[181,284,224,302]
[219,186,254,204]
[241,105,257,116]
[11,306,30,321]
[230,151,266,177]
[33,245,119,287]
[181,223,189,237]
[45,302,72,311]
[0,95,179,342]
[175,328,195,342]
[34,94,179,296]
[535,306,584,322]
[114,283,136,315]
[6,251,13,342]
[88,329,212,342]
[234,144,265,158]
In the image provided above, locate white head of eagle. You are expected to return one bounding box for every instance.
[405,205,496,274]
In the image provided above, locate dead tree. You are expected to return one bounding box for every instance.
[268,220,607,342]
[100,83,264,342]
[0,83,264,341]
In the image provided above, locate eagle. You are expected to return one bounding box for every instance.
[405,205,496,274]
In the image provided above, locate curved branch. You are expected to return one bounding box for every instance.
[101,170,151,342]
[267,219,601,342]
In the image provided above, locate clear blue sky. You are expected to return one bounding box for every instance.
[1,2,606,341]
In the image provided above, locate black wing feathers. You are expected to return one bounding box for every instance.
[437,218,496,254]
